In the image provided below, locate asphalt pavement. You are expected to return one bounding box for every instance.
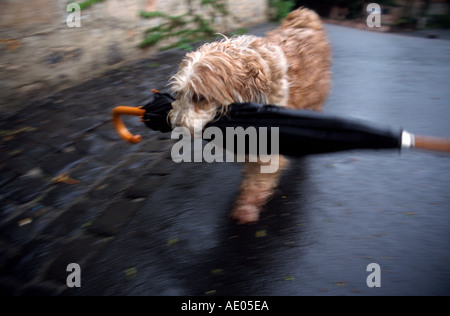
[0,23,449,296]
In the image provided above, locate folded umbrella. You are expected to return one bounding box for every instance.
[112,90,450,155]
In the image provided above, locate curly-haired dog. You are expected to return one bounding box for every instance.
[169,8,331,224]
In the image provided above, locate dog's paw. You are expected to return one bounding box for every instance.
[230,204,261,225]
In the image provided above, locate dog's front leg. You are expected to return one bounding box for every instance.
[231,155,289,224]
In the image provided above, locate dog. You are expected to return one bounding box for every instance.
[168,8,331,224]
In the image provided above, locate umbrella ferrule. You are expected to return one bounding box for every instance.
[401,130,415,149]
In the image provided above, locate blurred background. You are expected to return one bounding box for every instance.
[0,0,449,296]
[1,0,449,114]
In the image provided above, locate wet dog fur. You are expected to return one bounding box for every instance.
[168,8,331,224]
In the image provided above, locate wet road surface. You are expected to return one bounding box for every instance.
[1,24,450,296]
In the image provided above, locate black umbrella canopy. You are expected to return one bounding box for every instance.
[207,102,402,157]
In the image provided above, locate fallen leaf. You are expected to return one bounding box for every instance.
[284,276,295,281]
[81,221,92,229]
[167,238,179,246]
[124,267,137,279]
[18,217,33,227]
[211,268,223,275]
[205,290,216,295]
[1,126,36,138]
[51,172,80,184]
[8,149,23,156]
[255,230,267,238]
[95,184,108,191]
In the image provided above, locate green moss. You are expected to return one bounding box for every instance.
[139,0,234,50]
[68,0,106,11]
[269,0,295,22]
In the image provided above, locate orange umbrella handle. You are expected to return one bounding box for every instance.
[414,135,450,153]
[112,106,146,144]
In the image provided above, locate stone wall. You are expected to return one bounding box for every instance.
[0,0,268,113]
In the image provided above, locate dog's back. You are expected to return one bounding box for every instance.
[279,7,324,31]
[266,8,331,111]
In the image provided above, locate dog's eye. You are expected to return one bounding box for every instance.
[192,93,206,104]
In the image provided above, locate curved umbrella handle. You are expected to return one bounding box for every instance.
[112,106,146,144]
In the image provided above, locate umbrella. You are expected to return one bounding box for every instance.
[112,90,450,154]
